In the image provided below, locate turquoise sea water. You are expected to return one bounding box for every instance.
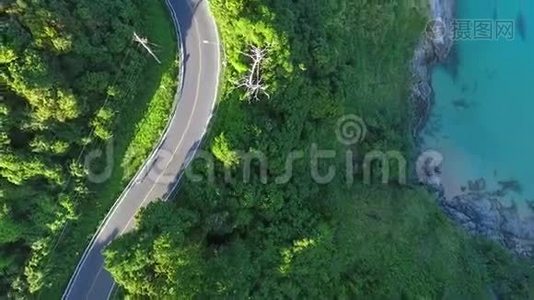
[423,0,534,215]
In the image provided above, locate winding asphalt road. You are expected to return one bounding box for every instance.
[62,0,220,298]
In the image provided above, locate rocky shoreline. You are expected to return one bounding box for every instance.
[410,0,455,140]
[411,0,534,256]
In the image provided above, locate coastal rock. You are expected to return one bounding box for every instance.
[428,0,456,61]
[439,192,534,256]
[411,0,534,257]
[410,0,455,138]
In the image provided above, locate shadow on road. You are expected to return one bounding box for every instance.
[161,139,202,200]
[173,0,205,91]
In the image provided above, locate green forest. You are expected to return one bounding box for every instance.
[0,0,177,297]
[103,0,534,299]
[1,0,533,298]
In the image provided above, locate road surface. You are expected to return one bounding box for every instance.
[62,0,220,298]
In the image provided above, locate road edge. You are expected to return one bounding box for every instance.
[164,1,226,201]
[61,0,186,297]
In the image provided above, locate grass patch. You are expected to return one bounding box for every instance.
[37,0,179,297]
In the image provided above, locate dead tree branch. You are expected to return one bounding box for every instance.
[133,32,161,64]
[238,45,269,101]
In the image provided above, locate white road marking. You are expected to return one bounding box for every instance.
[85,0,218,298]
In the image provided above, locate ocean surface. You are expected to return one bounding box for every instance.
[422,0,534,216]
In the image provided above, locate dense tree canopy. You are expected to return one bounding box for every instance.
[105,0,534,298]
[1,0,532,297]
[0,0,176,296]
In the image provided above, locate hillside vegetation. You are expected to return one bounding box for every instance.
[104,0,534,298]
[0,0,177,296]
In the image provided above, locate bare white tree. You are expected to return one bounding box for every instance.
[133,32,161,64]
[238,45,269,101]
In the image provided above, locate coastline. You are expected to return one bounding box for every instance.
[411,0,534,257]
